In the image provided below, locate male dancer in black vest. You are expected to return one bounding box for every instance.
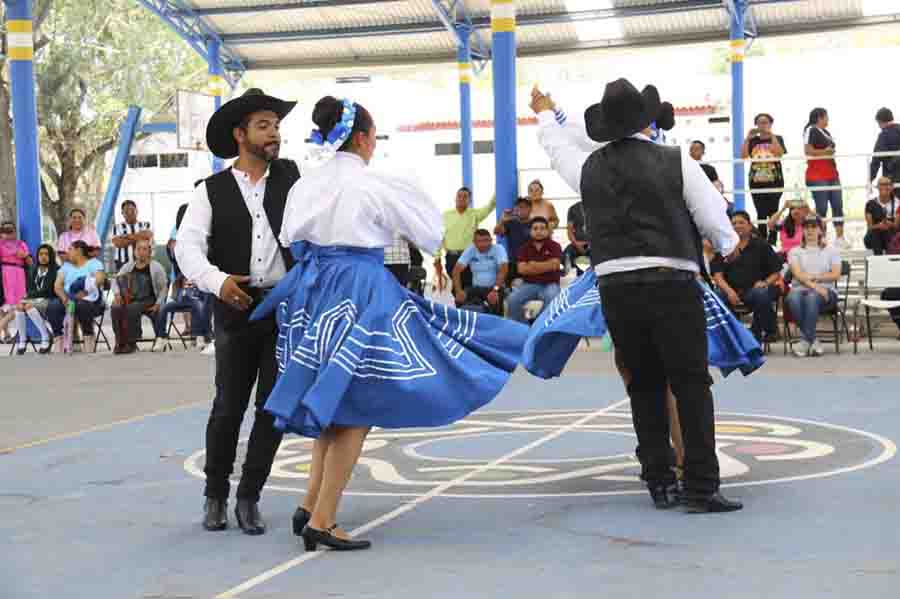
[176,89,300,534]
[531,80,743,513]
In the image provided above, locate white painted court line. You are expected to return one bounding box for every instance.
[215,397,630,598]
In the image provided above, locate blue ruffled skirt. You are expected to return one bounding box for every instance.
[250,241,529,437]
[523,270,765,379]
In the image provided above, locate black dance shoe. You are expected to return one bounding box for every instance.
[682,492,743,514]
[292,507,311,536]
[235,499,267,535]
[203,498,228,531]
[301,525,371,551]
[648,482,680,510]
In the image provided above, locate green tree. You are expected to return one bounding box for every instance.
[0,0,205,235]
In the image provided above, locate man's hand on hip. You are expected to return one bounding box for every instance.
[219,275,253,311]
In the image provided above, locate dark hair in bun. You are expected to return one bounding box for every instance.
[655,101,675,131]
[312,96,374,152]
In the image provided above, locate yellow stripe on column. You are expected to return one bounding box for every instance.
[8,47,34,60]
[730,39,745,62]
[208,75,226,96]
[7,19,33,34]
[491,0,516,32]
[458,63,472,84]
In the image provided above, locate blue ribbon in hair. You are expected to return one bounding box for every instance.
[309,98,357,152]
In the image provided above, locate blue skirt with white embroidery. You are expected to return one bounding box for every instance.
[250,241,529,438]
[522,269,765,379]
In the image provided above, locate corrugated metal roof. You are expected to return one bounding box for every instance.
[175,1,900,71]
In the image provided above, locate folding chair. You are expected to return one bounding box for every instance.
[853,255,900,353]
[151,305,194,352]
[8,319,42,355]
[732,304,774,355]
[783,261,852,355]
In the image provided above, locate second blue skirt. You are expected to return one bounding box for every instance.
[251,241,530,438]
[523,270,765,379]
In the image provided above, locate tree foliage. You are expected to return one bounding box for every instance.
[0,0,205,235]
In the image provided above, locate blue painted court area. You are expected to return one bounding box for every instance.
[2,372,898,598]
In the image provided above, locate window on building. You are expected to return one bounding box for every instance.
[128,154,158,169]
[159,153,189,168]
[435,140,495,156]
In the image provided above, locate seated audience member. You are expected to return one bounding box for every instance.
[494,197,532,282]
[56,208,101,262]
[506,217,562,323]
[563,199,591,276]
[110,239,168,355]
[452,229,508,315]
[13,244,59,354]
[157,204,212,349]
[767,199,810,260]
[47,240,106,353]
[864,177,899,256]
[786,217,841,357]
[711,211,783,343]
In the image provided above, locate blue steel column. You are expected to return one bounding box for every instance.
[4,0,42,251]
[207,38,225,173]
[491,0,518,221]
[730,0,747,211]
[456,23,474,198]
[96,106,142,245]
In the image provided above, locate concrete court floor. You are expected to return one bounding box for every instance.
[1,345,898,598]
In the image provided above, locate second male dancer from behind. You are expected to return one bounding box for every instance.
[177,89,300,534]
[532,80,743,513]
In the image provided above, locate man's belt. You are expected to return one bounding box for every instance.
[597,267,694,288]
[445,250,464,257]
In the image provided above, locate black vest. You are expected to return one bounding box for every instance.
[205,159,300,278]
[581,139,702,269]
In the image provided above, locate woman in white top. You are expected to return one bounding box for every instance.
[250,96,528,552]
[785,217,841,357]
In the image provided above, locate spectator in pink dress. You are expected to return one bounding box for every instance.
[0,221,31,342]
[56,208,100,263]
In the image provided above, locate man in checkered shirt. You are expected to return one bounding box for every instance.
[111,200,154,271]
[384,234,411,288]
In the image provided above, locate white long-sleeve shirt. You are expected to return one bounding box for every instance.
[175,166,287,297]
[280,152,443,254]
[536,110,738,275]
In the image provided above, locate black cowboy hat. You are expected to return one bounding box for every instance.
[206,88,297,159]
[584,78,661,143]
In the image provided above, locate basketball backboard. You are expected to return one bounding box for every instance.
[176,90,216,151]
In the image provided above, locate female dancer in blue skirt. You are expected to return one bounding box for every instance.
[250,96,529,551]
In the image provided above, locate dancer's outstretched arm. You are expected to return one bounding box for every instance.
[531,88,592,196]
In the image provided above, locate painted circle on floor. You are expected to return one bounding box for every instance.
[183,409,896,498]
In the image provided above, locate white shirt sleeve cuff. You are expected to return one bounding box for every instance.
[537,110,558,127]
[204,271,230,299]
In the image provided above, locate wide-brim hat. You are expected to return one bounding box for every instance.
[584,78,661,143]
[206,88,297,159]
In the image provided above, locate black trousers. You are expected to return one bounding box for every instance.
[457,286,504,315]
[883,288,900,331]
[864,229,896,255]
[445,252,471,292]
[204,310,282,502]
[599,278,719,494]
[386,263,410,288]
[751,191,782,245]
